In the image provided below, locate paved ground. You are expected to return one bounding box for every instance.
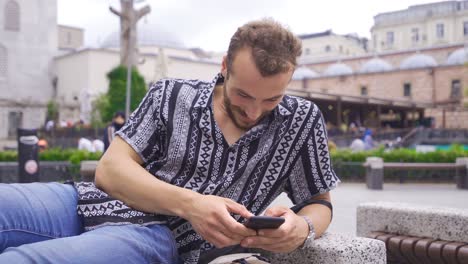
[269,183,468,236]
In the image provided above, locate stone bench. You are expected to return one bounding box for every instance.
[262,232,386,264]
[80,160,99,182]
[368,231,468,263]
[357,202,468,263]
[364,157,468,190]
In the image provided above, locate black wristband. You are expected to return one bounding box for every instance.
[290,199,333,220]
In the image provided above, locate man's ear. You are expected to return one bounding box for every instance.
[221,55,228,78]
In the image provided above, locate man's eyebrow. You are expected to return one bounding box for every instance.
[234,88,255,99]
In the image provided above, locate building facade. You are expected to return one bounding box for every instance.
[57,24,84,53]
[299,30,368,63]
[54,23,220,123]
[371,0,468,52]
[291,45,468,129]
[0,0,57,142]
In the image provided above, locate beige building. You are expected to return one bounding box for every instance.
[290,45,468,129]
[54,23,220,123]
[57,25,84,53]
[299,30,368,63]
[371,0,468,52]
[0,0,57,143]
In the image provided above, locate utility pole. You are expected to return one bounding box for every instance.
[110,0,150,118]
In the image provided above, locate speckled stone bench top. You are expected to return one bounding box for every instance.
[262,232,386,264]
[357,202,468,243]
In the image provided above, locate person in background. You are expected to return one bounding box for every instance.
[363,128,374,150]
[38,138,48,152]
[103,111,126,151]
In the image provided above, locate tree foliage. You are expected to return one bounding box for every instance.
[46,100,59,122]
[103,65,147,122]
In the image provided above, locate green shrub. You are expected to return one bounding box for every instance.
[0,151,17,162]
[0,149,101,164]
[69,150,102,165]
[331,145,468,163]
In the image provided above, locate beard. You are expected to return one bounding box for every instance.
[222,83,266,130]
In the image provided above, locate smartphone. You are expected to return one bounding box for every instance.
[244,216,285,230]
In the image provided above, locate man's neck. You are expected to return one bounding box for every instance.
[213,84,246,145]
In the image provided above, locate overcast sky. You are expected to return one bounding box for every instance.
[57,0,444,52]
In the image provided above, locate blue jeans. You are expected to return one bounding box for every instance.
[0,183,180,264]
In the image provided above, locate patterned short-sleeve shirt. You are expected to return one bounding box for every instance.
[75,73,339,264]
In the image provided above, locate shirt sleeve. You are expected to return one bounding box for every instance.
[115,79,168,163]
[284,104,340,206]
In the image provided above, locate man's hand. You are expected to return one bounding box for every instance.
[183,194,257,248]
[240,206,309,253]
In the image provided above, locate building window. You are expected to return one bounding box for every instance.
[0,45,7,78]
[386,31,394,47]
[436,23,444,39]
[4,0,20,31]
[403,83,411,97]
[66,32,72,45]
[325,45,331,52]
[464,21,468,36]
[411,28,419,43]
[361,86,368,96]
[451,80,461,99]
[8,111,23,138]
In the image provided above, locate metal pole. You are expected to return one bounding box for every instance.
[125,20,133,119]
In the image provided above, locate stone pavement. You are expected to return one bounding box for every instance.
[269,183,468,236]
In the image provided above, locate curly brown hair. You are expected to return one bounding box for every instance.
[226,18,302,77]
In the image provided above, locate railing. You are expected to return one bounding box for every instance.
[39,127,106,149]
[330,128,413,148]
[0,161,81,183]
[364,157,468,190]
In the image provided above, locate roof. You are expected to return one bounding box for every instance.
[298,30,333,39]
[292,66,318,80]
[360,57,393,73]
[446,48,468,65]
[323,63,353,76]
[101,23,186,49]
[400,53,437,69]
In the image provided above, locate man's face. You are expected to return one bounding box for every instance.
[113,116,125,125]
[221,48,293,130]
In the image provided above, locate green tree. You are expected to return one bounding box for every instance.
[46,100,59,122]
[90,93,110,129]
[104,66,147,122]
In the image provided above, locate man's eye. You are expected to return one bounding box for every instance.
[238,93,249,98]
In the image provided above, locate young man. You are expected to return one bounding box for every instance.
[0,19,339,264]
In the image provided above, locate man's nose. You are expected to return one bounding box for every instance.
[245,104,262,121]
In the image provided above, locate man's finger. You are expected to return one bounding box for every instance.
[241,235,287,248]
[207,228,239,248]
[257,226,289,238]
[263,206,288,217]
[218,212,257,237]
[225,199,254,218]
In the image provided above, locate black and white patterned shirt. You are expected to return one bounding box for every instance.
[75,73,339,263]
